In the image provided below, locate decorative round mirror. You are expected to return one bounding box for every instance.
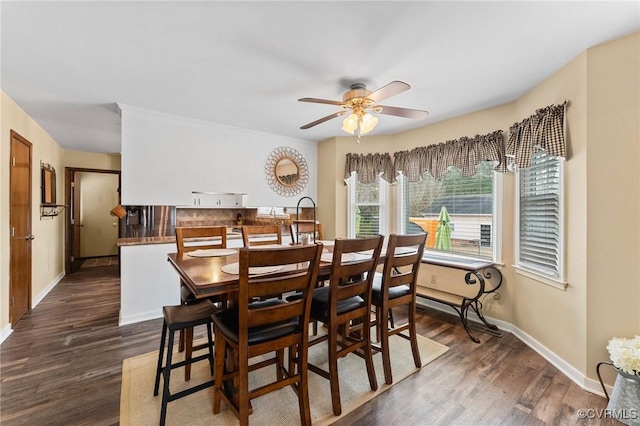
[265,146,309,196]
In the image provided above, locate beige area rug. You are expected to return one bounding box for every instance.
[121,332,448,425]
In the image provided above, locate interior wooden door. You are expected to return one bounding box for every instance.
[9,131,32,326]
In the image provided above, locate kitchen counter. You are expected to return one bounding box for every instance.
[118,228,292,247]
[117,230,244,247]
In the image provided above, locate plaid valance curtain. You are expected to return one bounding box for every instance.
[393,130,507,182]
[507,102,567,168]
[343,152,394,184]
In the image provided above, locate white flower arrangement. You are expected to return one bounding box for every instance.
[606,335,640,377]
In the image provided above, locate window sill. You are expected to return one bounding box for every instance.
[422,251,494,264]
[513,266,567,291]
[422,252,497,271]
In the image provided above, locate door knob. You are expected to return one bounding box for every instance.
[26,235,35,240]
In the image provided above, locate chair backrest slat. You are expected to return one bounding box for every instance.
[176,226,227,252]
[241,225,282,247]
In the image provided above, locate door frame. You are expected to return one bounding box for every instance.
[65,167,121,273]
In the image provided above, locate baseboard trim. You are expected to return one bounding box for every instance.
[1,273,64,346]
[415,299,611,398]
[33,272,65,308]
[0,324,13,345]
[119,310,162,326]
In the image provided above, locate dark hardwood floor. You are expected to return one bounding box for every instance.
[0,265,615,425]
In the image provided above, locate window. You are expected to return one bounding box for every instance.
[515,150,564,282]
[399,161,499,261]
[347,173,389,238]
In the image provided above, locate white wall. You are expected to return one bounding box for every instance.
[119,105,317,207]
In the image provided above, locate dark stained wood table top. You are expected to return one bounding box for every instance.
[167,239,496,300]
[167,243,339,299]
[166,239,391,300]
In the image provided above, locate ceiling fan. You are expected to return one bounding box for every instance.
[298,81,429,140]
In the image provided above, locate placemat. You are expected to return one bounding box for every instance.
[187,249,236,257]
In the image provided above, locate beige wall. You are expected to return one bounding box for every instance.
[585,32,640,379]
[510,50,589,372]
[318,32,640,382]
[1,92,65,333]
[79,172,120,257]
[64,149,121,170]
[1,91,121,333]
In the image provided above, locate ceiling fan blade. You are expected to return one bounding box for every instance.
[367,81,410,103]
[298,97,344,106]
[376,105,429,120]
[300,111,345,129]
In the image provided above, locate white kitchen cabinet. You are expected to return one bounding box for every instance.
[191,192,246,207]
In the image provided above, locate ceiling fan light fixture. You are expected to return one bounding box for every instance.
[299,81,427,141]
[341,113,359,134]
[359,112,378,135]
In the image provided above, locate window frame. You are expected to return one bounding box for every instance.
[346,172,389,238]
[514,150,566,287]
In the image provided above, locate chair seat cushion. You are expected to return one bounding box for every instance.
[212,299,299,345]
[310,286,365,319]
[371,273,410,304]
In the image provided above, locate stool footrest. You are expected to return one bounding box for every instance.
[168,379,214,403]
[165,353,211,371]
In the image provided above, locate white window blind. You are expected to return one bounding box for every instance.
[347,173,388,238]
[516,150,564,280]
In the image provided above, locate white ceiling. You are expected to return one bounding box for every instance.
[2,1,639,154]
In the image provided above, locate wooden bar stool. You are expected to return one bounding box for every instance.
[175,226,228,380]
[371,233,427,384]
[153,301,217,426]
[211,244,323,426]
[307,235,384,416]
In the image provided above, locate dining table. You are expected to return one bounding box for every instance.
[167,240,353,301]
[166,238,465,302]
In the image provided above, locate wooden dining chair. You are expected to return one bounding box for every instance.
[288,220,326,333]
[175,226,228,380]
[241,225,282,247]
[371,233,427,384]
[307,235,384,416]
[211,243,323,426]
[289,220,323,244]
